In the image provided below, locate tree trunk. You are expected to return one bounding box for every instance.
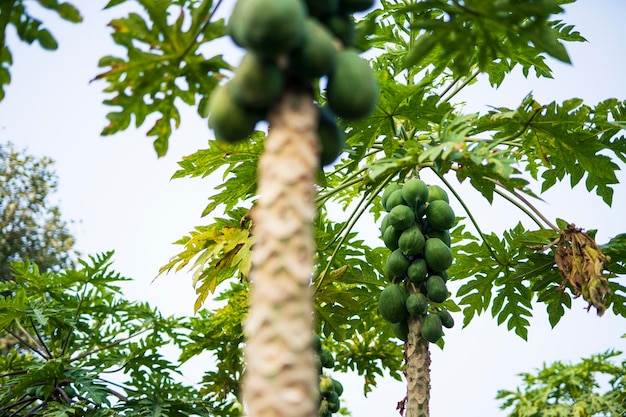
[243,90,319,417]
[405,314,431,417]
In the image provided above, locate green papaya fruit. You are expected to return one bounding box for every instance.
[385,248,410,280]
[421,313,443,343]
[332,378,344,396]
[322,13,355,47]
[424,237,453,272]
[378,283,409,323]
[388,205,415,231]
[407,258,428,283]
[327,391,341,413]
[402,178,429,208]
[381,183,401,208]
[385,189,405,211]
[438,309,455,329]
[317,106,346,166]
[426,229,451,247]
[235,0,306,56]
[427,184,449,203]
[208,83,261,143]
[392,319,409,342]
[398,226,426,258]
[230,52,283,110]
[426,200,455,231]
[319,348,334,368]
[415,203,428,220]
[405,292,428,316]
[326,49,379,120]
[425,275,448,303]
[290,18,338,79]
[313,334,322,352]
[382,225,402,251]
[228,0,249,47]
[380,213,391,234]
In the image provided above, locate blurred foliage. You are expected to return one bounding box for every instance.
[498,350,626,416]
[0,252,215,416]
[0,0,82,101]
[0,142,76,283]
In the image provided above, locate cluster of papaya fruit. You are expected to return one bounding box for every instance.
[377,178,456,344]
[209,0,379,166]
[314,334,344,417]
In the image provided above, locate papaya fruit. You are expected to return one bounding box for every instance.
[326,49,379,120]
[385,248,410,280]
[384,189,405,211]
[425,275,448,303]
[290,18,338,79]
[235,0,306,56]
[332,379,344,396]
[380,213,391,234]
[319,399,330,417]
[322,13,355,47]
[426,229,451,247]
[426,200,455,231]
[319,348,334,368]
[304,0,338,17]
[339,0,375,12]
[424,237,453,272]
[421,313,443,343]
[317,106,346,166]
[405,292,428,316]
[313,334,322,352]
[320,376,335,395]
[388,205,415,231]
[407,258,428,283]
[382,225,402,251]
[230,52,283,110]
[392,319,409,342]
[439,269,449,282]
[402,178,429,208]
[378,283,409,323]
[427,184,449,203]
[327,391,341,413]
[228,0,249,47]
[208,83,261,143]
[398,226,426,258]
[415,203,428,220]
[381,183,401,208]
[438,309,455,329]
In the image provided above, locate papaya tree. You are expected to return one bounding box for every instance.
[3,0,625,416]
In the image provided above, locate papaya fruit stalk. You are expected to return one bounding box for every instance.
[243,90,319,417]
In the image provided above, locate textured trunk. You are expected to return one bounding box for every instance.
[243,90,319,417]
[405,314,431,417]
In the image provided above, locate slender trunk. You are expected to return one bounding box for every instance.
[244,90,319,417]
[405,314,431,417]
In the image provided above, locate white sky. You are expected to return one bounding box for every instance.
[1,1,625,416]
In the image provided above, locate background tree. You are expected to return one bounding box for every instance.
[498,347,626,417]
[0,142,76,282]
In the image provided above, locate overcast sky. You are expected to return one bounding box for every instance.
[1,1,625,416]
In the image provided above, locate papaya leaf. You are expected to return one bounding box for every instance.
[96,0,229,156]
